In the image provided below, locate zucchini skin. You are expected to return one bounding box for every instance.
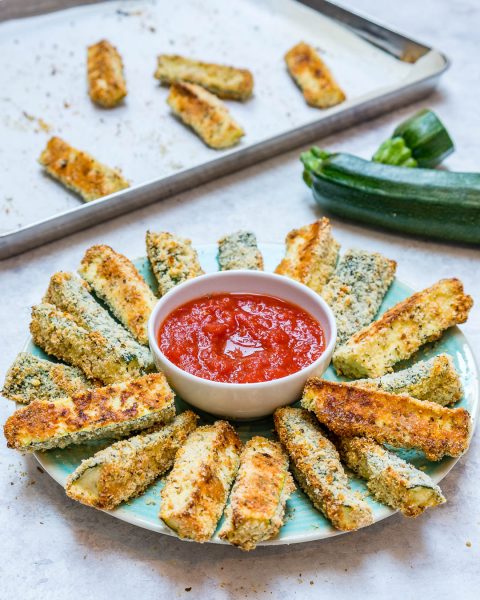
[305,151,480,244]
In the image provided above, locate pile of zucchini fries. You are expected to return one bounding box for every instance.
[2,221,474,550]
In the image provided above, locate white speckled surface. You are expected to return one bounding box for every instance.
[1,1,479,598]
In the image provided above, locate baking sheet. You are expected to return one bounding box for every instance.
[0,0,447,254]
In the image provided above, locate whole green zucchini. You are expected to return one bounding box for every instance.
[302,148,480,244]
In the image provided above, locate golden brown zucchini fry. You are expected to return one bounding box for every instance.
[217,231,264,271]
[87,39,127,108]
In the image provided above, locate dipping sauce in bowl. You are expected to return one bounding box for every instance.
[157,292,325,384]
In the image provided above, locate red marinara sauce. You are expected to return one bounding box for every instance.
[157,293,325,384]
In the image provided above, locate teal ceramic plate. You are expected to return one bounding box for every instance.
[27,244,479,545]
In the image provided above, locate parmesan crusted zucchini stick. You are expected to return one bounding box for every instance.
[275,218,340,293]
[333,278,473,378]
[4,373,175,452]
[167,82,245,149]
[322,249,396,345]
[274,408,372,531]
[66,411,198,509]
[155,54,253,101]
[285,42,345,108]
[146,230,204,296]
[217,231,264,271]
[302,379,471,461]
[337,437,445,517]
[352,354,463,407]
[219,437,295,550]
[79,245,157,345]
[2,352,95,404]
[160,421,242,542]
[38,137,129,202]
[87,40,127,108]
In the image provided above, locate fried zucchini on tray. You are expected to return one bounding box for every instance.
[155,54,253,101]
[302,379,471,461]
[167,82,245,149]
[333,278,473,378]
[4,373,175,452]
[274,407,373,531]
[217,231,264,271]
[38,137,129,202]
[66,411,198,509]
[87,40,127,108]
[219,437,295,550]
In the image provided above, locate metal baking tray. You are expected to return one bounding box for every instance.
[0,0,448,259]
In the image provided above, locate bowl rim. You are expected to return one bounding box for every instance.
[147,270,337,389]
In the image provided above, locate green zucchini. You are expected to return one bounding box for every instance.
[373,109,454,168]
[301,148,480,244]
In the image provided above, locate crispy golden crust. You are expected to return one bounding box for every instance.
[160,421,242,542]
[79,245,157,345]
[302,379,471,461]
[219,437,295,550]
[38,137,129,202]
[155,54,253,101]
[167,82,244,149]
[66,411,198,509]
[285,42,345,108]
[333,278,473,379]
[87,40,127,108]
[4,373,175,452]
[275,218,340,293]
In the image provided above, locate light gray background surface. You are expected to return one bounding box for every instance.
[0,1,479,599]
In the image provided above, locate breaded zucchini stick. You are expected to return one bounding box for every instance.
[217,231,264,271]
[219,437,295,550]
[44,272,153,372]
[38,137,129,202]
[4,373,175,452]
[285,42,345,108]
[2,352,94,404]
[352,354,462,407]
[275,218,340,293]
[167,82,244,149]
[302,379,471,461]
[79,245,157,345]
[274,407,373,531]
[337,437,445,517]
[146,230,204,296]
[160,421,242,542]
[333,278,473,378]
[87,40,127,108]
[155,54,253,101]
[30,304,144,384]
[322,249,396,345]
[66,411,198,509]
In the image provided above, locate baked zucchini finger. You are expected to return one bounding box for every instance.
[2,352,95,404]
[322,249,396,345]
[160,421,242,542]
[274,407,372,531]
[146,230,204,296]
[79,245,157,345]
[38,137,129,202]
[44,272,153,372]
[217,231,264,271]
[167,82,244,149]
[302,379,471,461]
[87,39,127,108]
[66,411,198,509]
[333,278,473,378]
[275,218,340,293]
[337,437,445,517]
[285,42,345,108]
[4,373,175,452]
[352,354,462,407]
[219,436,295,550]
[155,54,253,101]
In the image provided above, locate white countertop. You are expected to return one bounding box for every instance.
[1,1,479,599]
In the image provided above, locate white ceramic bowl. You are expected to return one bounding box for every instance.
[148,271,337,420]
